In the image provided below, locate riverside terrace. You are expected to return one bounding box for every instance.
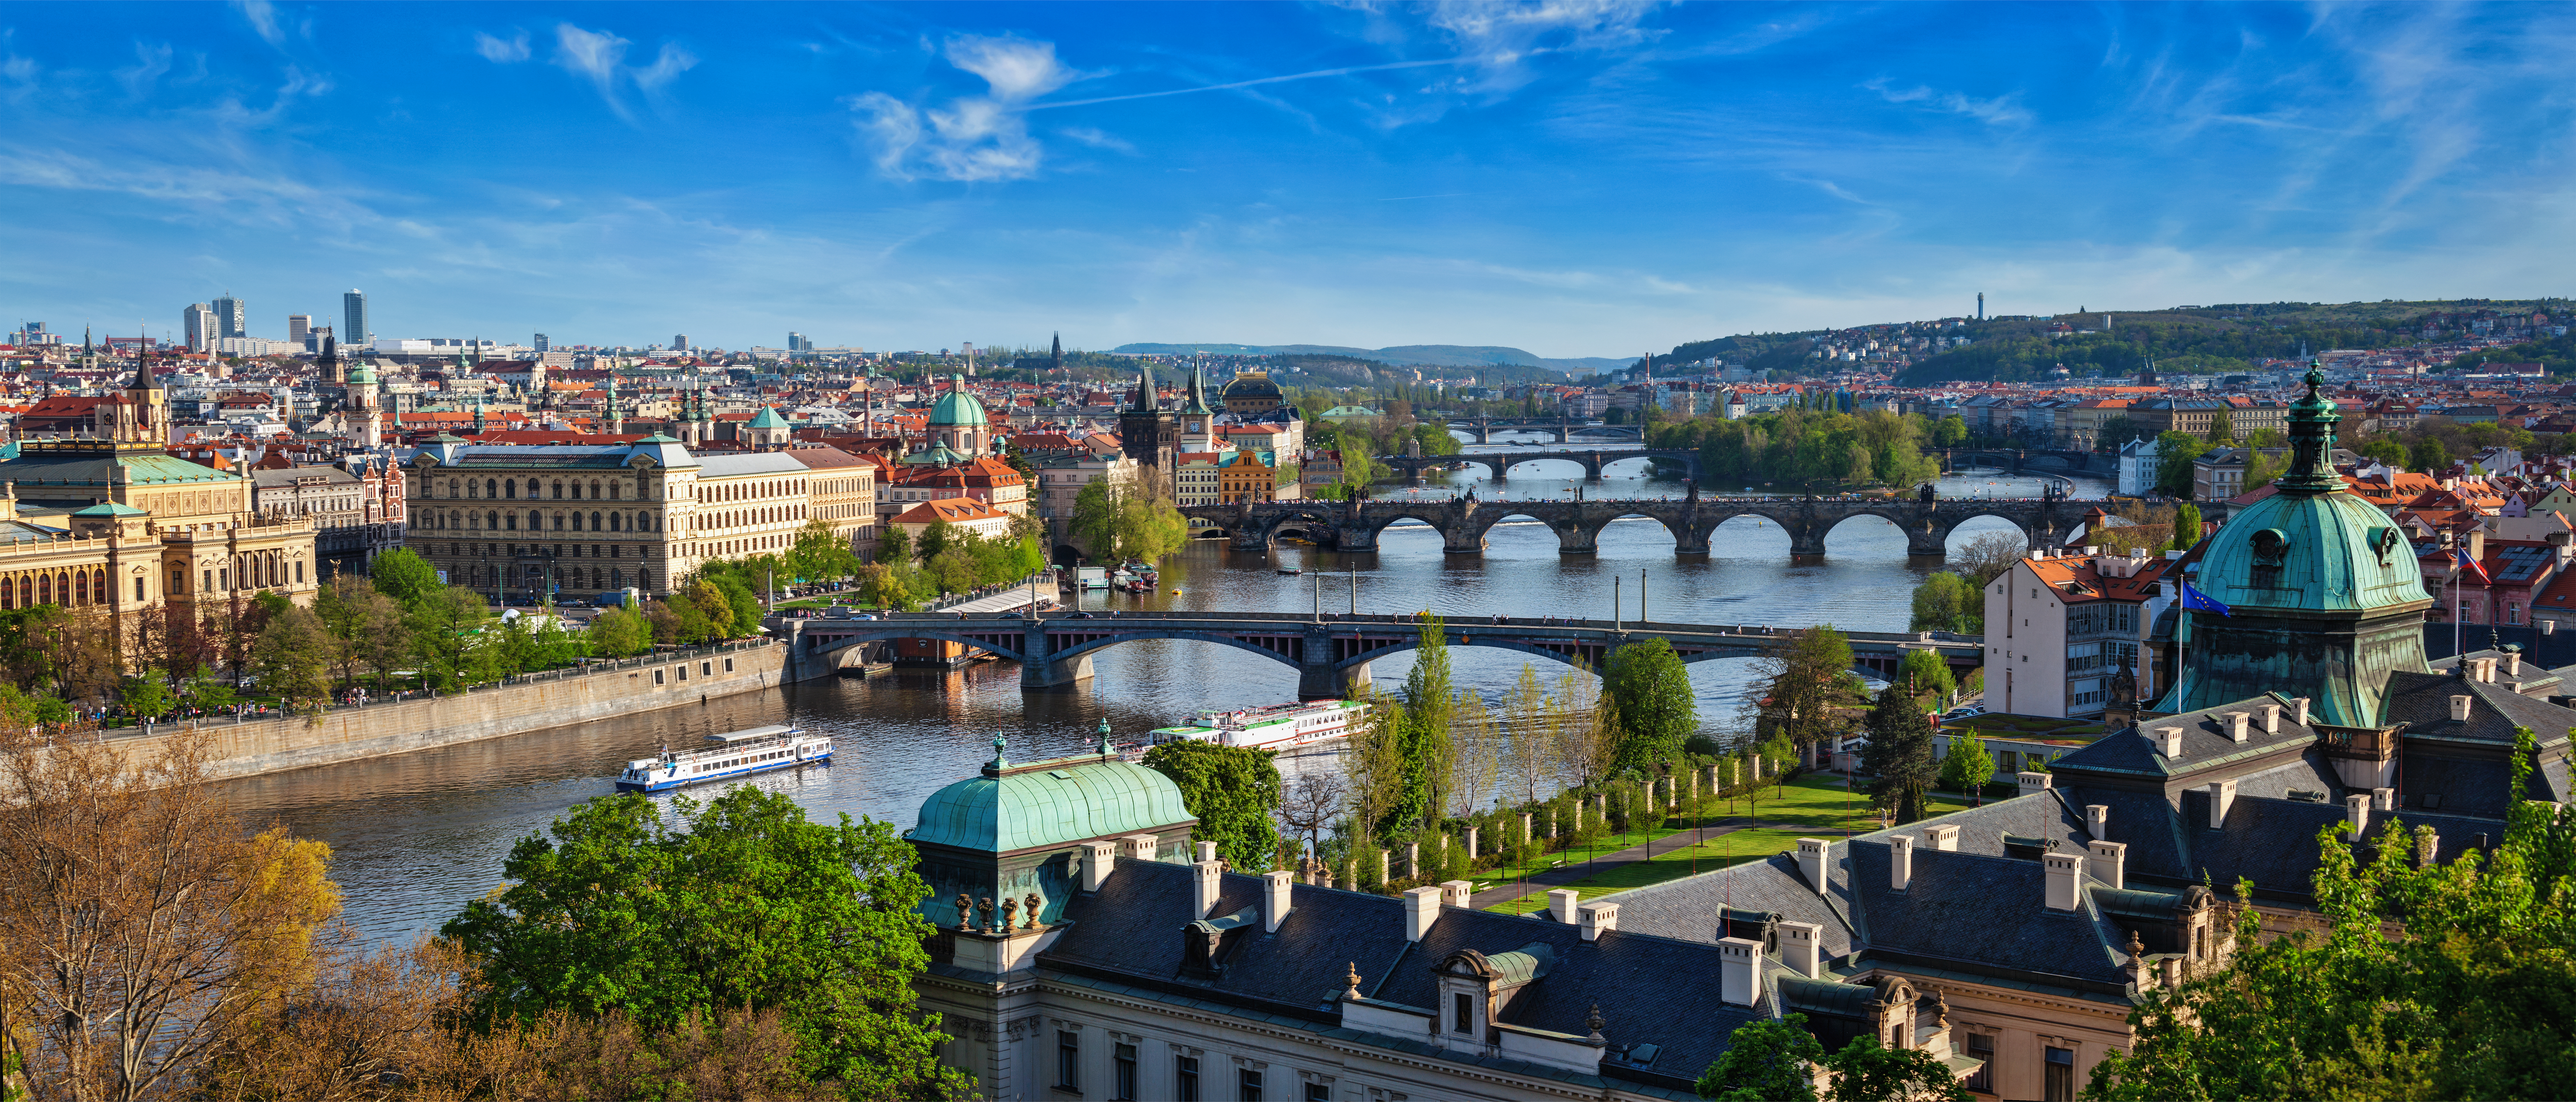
[1178,493,2089,557]
[779,610,1983,697]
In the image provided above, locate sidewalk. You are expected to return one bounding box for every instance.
[1465,817,1813,910]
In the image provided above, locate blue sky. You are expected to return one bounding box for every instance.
[4,2,2571,358]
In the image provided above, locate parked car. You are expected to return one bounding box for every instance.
[1942,705,1985,720]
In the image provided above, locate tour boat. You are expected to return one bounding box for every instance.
[1145,699,1372,750]
[615,724,833,792]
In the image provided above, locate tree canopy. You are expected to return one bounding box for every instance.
[1139,740,1285,872]
[1604,637,1697,774]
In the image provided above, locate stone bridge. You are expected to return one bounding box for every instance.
[1943,448,2104,476]
[781,610,1983,697]
[1443,416,1643,444]
[1378,447,1699,483]
[1178,495,2086,557]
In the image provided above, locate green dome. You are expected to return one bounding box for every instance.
[926,376,988,428]
[908,753,1194,854]
[2196,490,2424,613]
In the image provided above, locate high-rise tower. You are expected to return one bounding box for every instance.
[183,303,215,351]
[211,293,245,339]
[342,289,371,350]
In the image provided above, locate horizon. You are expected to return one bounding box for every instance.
[3,2,2571,357]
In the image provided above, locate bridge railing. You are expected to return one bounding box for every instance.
[855,607,1980,648]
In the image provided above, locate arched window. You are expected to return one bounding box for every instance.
[529,510,543,531]
[466,480,478,499]
[486,479,498,499]
[552,482,564,499]
[446,479,459,499]
[37,574,52,606]
[610,513,623,532]
[590,511,602,531]
[505,480,517,499]
[505,513,518,531]
[487,511,500,531]
[610,481,622,500]
[552,512,563,531]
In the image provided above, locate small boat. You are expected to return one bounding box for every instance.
[1277,568,1302,575]
[615,724,832,792]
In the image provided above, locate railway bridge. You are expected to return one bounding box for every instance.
[781,609,1983,697]
[1177,495,2086,557]
[1378,447,1702,484]
[1442,416,1644,444]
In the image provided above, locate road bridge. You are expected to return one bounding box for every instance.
[779,609,1983,697]
[1379,447,1701,484]
[1942,448,2104,476]
[1178,495,2083,557]
[1443,416,1643,444]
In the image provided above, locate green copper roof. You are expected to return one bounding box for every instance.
[747,406,790,429]
[71,501,148,516]
[926,376,988,428]
[908,753,1194,854]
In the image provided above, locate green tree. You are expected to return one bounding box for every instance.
[1140,740,1285,872]
[2153,430,2210,498]
[440,787,970,1097]
[407,585,496,692]
[1756,625,1859,753]
[250,606,335,714]
[1896,649,1957,703]
[1824,1037,1973,1102]
[875,524,913,566]
[1937,730,1996,798]
[2411,436,2451,472]
[1392,612,1454,836]
[589,606,655,656]
[2358,437,2409,467]
[916,519,952,563]
[1604,638,1697,774]
[712,572,762,635]
[1932,415,1968,448]
[1907,572,1981,634]
[2172,502,2204,553]
[368,547,442,610]
[787,518,857,582]
[2205,407,2235,444]
[1859,681,1939,825]
[1697,1013,1823,1101]
[856,562,917,611]
[119,667,173,721]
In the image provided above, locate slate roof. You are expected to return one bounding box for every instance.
[1839,842,2134,994]
[2049,693,2323,782]
[1614,850,1860,958]
[2383,669,2576,748]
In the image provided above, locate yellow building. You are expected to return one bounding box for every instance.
[1218,450,1278,504]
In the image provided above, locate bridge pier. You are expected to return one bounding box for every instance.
[1337,523,1379,552]
[1442,526,1487,554]
[1019,624,1095,692]
[1787,520,1829,557]
[1556,420,1570,444]
[1556,520,1599,555]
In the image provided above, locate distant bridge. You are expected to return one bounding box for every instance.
[1378,447,1701,483]
[1178,495,2086,557]
[1443,416,1643,444]
[1943,448,2105,476]
[781,610,1983,697]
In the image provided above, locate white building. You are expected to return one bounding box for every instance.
[2115,436,2158,497]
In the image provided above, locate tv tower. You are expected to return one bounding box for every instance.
[1977,292,1985,321]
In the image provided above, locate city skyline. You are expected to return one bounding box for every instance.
[2,2,2571,355]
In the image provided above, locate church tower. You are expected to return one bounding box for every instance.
[344,349,382,450]
[124,339,167,444]
[1118,363,1178,479]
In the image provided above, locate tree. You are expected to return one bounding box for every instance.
[2205,407,2235,444]
[1756,626,1860,753]
[1896,649,1957,704]
[589,606,655,657]
[1932,415,1968,448]
[1395,613,1454,834]
[2411,435,2451,472]
[1444,687,1502,818]
[1277,771,1346,862]
[787,518,857,583]
[1823,1036,1973,1102]
[876,524,913,566]
[369,547,443,610]
[1908,572,1981,635]
[2172,502,2204,553]
[2083,727,2576,1101]
[2358,437,2409,467]
[2154,430,2210,497]
[1604,638,1697,774]
[1697,1013,1823,1102]
[856,561,917,611]
[1937,730,1995,799]
[1950,532,2026,589]
[684,577,735,640]
[1140,740,1284,872]
[250,606,335,714]
[1860,681,1939,824]
[916,518,952,563]
[440,787,970,1097]
[313,574,409,690]
[120,667,173,722]
[407,585,496,692]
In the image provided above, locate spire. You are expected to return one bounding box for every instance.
[472,396,486,435]
[2275,359,2341,495]
[1131,362,1156,412]
[1184,355,1212,415]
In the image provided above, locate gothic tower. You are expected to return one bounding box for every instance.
[1118,362,1178,478]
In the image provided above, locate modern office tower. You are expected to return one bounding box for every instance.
[342,289,371,348]
[673,334,688,351]
[788,331,807,353]
[183,303,215,351]
[533,332,550,353]
[211,293,246,339]
[287,314,312,343]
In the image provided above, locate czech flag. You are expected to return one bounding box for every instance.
[2180,581,2232,617]
[2454,549,2492,586]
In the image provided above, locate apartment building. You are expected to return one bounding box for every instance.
[1984,548,2167,718]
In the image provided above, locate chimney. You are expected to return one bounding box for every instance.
[2043,851,2087,911]
[1440,879,1472,910]
[2155,726,2184,759]
[1795,838,1831,895]
[1577,900,1620,942]
[1196,840,1219,863]
[2207,779,2237,828]
[1717,937,1761,1006]
[2225,712,2249,743]
[1778,920,1823,978]
[1082,840,1119,891]
[1922,823,1961,851]
[1401,885,1442,942]
[2450,695,2473,722]
[2086,804,2109,839]
[2260,703,2281,734]
[1122,833,1159,862]
[2291,697,2311,726]
[2346,794,2371,837]
[2419,832,2442,868]
[1192,855,1223,919]
[2088,840,2127,890]
[1547,888,1581,925]
[1889,835,1914,890]
[2505,649,2522,676]
[2373,787,2394,812]
[1261,870,1294,933]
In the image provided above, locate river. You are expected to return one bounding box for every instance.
[225,452,2111,943]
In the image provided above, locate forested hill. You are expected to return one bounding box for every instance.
[1893,315,2413,385]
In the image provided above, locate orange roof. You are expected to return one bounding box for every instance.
[2018,552,2170,604]
[891,497,1007,525]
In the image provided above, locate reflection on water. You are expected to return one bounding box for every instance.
[228,467,2107,943]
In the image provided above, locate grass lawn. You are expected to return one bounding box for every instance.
[1479,776,1977,914]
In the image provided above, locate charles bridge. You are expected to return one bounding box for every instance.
[1175,494,2089,557]
[1378,447,1703,484]
[1442,416,1643,444]
[781,609,1984,696]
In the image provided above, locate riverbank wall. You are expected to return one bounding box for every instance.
[101,639,788,781]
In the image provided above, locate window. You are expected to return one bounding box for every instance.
[1112,1044,1136,1100]
[136,577,147,601]
[2044,1046,2075,1102]
[295,562,304,583]
[1238,1067,1262,1102]
[1454,992,1474,1033]
[1302,1085,1330,1102]
[1057,1030,1080,1091]
[1175,1056,1199,1102]
[1965,1033,1993,1093]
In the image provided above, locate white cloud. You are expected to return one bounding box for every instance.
[474,30,531,64]
[115,42,174,98]
[1058,126,1135,154]
[547,23,694,124]
[1425,0,1666,93]
[632,43,697,91]
[1864,78,2033,127]
[851,35,1092,182]
[234,0,288,47]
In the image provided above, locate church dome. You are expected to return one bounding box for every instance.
[927,376,988,428]
[1221,371,1282,404]
[907,746,1195,854]
[2195,488,2423,613]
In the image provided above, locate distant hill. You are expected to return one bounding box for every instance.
[1112,342,1626,376]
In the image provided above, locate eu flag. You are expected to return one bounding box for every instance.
[2181,581,2232,617]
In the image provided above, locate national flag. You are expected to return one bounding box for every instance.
[2180,581,2232,617]
[2454,549,2492,586]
